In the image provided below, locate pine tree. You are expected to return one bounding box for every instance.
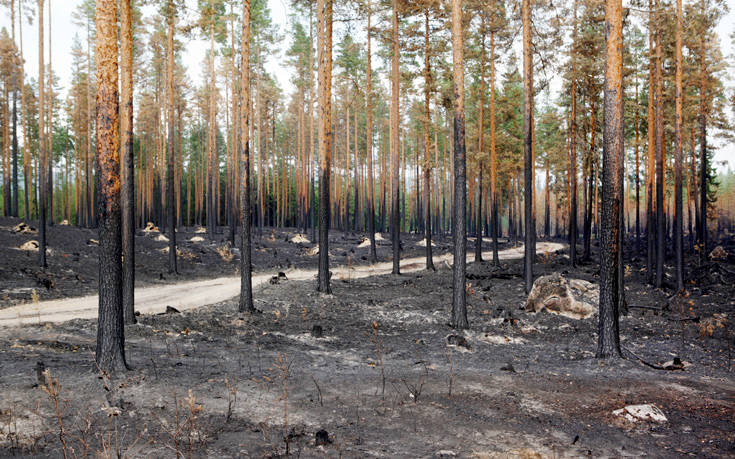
[450,0,468,329]
[121,0,135,324]
[95,0,127,373]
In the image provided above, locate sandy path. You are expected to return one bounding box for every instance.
[0,242,563,327]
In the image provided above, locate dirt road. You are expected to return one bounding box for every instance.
[0,242,563,326]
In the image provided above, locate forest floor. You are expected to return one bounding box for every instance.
[1,219,734,457]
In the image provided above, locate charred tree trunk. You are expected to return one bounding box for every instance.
[674,0,684,290]
[390,0,401,275]
[522,0,534,293]
[38,0,47,268]
[316,0,333,293]
[654,0,665,288]
[423,10,434,271]
[95,0,127,373]
[121,0,136,324]
[166,0,177,274]
[569,0,579,267]
[597,0,623,359]
[239,0,255,313]
[450,0,468,329]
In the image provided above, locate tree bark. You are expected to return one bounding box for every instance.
[423,9,434,271]
[390,0,401,275]
[450,0,468,329]
[674,0,684,290]
[239,0,255,312]
[569,0,578,267]
[654,0,664,288]
[697,0,707,263]
[522,0,534,293]
[95,0,127,373]
[597,0,623,359]
[316,0,332,293]
[38,0,47,268]
[489,29,499,266]
[121,0,136,324]
[166,0,177,274]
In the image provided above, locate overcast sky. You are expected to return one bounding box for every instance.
[0,0,732,168]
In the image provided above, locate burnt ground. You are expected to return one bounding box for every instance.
[0,216,453,308]
[1,223,734,457]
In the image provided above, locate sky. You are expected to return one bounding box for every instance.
[0,0,732,168]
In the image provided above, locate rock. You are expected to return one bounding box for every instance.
[12,222,37,234]
[193,226,207,234]
[613,404,667,423]
[373,232,386,241]
[306,246,319,256]
[525,273,597,319]
[165,306,180,314]
[709,245,727,261]
[500,362,516,372]
[357,237,371,248]
[446,334,471,350]
[189,236,205,243]
[311,324,324,338]
[142,222,159,233]
[154,234,169,243]
[19,240,39,251]
[315,429,330,446]
[269,276,279,285]
[87,239,99,245]
[59,219,70,226]
[435,451,457,457]
[278,272,288,280]
[416,238,436,247]
[290,234,310,244]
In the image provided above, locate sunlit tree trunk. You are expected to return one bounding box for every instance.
[597,0,623,359]
[474,19,486,263]
[95,0,127,373]
[646,0,656,283]
[423,9,434,271]
[450,0,468,329]
[697,0,707,263]
[316,0,333,293]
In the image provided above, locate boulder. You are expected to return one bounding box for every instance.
[290,233,310,244]
[19,240,40,251]
[194,226,207,234]
[416,238,436,247]
[189,236,205,243]
[306,246,319,256]
[525,273,597,319]
[709,245,728,261]
[613,404,667,423]
[12,222,36,234]
[154,234,169,243]
[142,222,159,233]
[357,237,371,248]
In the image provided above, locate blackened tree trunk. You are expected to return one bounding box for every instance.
[674,0,684,290]
[95,0,127,373]
[365,0,377,262]
[597,0,623,359]
[489,29,499,266]
[121,0,136,324]
[38,0,47,268]
[316,0,333,293]
[522,0,534,293]
[166,0,177,274]
[450,0,468,329]
[697,0,707,264]
[654,0,664,288]
[239,0,255,313]
[423,9,434,271]
[646,0,655,284]
[569,0,578,267]
[474,20,486,263]
[390,0,401,275]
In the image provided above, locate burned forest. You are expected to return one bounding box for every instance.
[1,0,735,456]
